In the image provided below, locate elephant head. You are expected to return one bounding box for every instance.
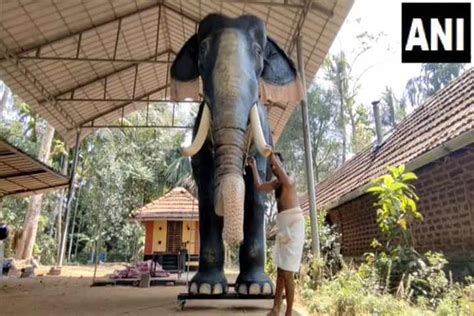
[171,14,302,246]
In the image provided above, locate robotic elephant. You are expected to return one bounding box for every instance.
[170,13,302,295]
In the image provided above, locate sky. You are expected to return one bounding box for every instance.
[316,0,473,107]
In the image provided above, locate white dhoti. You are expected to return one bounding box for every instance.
[273,207,305,272]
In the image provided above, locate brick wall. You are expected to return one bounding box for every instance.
[328,145,474,264]
[328,194,380,257]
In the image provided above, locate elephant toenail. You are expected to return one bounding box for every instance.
[189,282,198,293]
[238,284,248,295]
[249,283,260,294]
[199,283,212,294]
[263,283,272,294]
[213,283,223,294]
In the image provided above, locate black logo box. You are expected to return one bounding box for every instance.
[402,2,471,63]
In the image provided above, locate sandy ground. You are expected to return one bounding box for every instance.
[0,265,309,316]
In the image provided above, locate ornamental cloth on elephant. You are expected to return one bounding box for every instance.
[273,207,305,272]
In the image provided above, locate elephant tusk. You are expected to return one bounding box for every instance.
[182,104,211,157]
[250,104,272,157]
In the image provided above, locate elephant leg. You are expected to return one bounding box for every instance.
[188,141,228,295]
[235,162,273,295]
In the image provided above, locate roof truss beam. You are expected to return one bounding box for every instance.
[55,98,196,103]
[213,0,333,17]
[15,56,172,65]
[0,39,76,126]
[80,82,170,127]
[0,2,199,65]
[0,1,165,61]
[287,0,314,55]
[80,124,191,129]
[38,49,173,105]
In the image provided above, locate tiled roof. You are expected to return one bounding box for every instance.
[302,67,473,212]
[133,186,198,220]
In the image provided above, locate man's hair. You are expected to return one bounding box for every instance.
[274,152,284,199]
[275,152,284,164]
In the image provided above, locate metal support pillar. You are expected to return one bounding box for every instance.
[58,129,81,267]
[296,35,320,259]
[0,241,4,279]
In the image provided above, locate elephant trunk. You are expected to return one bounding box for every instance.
[213,127,246,246]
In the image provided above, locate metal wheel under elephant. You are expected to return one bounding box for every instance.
[132,187,199,272]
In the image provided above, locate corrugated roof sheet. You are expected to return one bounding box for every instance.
[0,136,69,197]
[133,186,198,220]
[0,0,353,145]
[301,67,474,212]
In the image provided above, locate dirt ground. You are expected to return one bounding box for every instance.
[0,265,308,315]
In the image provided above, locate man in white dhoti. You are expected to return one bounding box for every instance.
[248,153,304,316]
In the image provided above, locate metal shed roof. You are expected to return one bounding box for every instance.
[0,0,353,146]
[0,136,69,197]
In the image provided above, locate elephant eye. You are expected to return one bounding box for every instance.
[254,44,262,56]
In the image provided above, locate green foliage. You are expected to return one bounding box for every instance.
[1,91,195,263]
[365,165,461,311]
[301,210,342,276]
[302,264,419,316]
[381,86,405,130]
[367,164,421,250]
[409,251,449,307]
[264,241,277,278]
[403,63,465,108]
[297,210,342,293]
[277,86,342,190]
[298,164,472,316]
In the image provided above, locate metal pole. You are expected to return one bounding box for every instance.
[92,172,108,284]
[67,182,82,262]
[58,129,81,267]
[296,35,320,259]
[372,100,383,145]
[92,206,103,284]
[0,241,4,279]
[0,200,4,278]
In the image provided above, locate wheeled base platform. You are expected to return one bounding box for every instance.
[177,285,277,311]
[92,278,187,287]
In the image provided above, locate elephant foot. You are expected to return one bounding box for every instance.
[235,270,274,295]
[188,270,228,295]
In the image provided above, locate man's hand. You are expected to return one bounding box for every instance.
[247,157,256,167]
[270,153,283,171]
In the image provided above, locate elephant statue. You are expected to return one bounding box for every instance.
[170,13,302,295]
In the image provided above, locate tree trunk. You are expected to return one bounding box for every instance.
[348,106,356,152]
[335,69,347,164]
[73,210,82,262]
[338,96,346,164]
[15,123,55,260]
[388,95,396,128]
[0,85,10,120]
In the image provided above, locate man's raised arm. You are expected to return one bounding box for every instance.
[247,157,279,193]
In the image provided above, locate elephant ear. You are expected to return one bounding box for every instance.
[170,34,200,101]
[260,37,303,106]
